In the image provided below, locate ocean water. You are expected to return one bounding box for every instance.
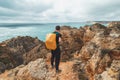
[0,22,105,42]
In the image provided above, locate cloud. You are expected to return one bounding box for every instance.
[0,0,53,12]
[0,0,120,23]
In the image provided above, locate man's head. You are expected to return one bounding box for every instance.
[55,25,60,31]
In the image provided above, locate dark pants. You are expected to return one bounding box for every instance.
[51,47,61,70]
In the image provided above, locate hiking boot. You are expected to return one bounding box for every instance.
[56,69,62,73]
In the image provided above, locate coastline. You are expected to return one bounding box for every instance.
[0,22,120,80]
[0,22,109,42]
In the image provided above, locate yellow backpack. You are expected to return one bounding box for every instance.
[45,33,57,50]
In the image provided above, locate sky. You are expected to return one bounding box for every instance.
[0,0,120,23]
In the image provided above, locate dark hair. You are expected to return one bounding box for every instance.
[55,25,60,30]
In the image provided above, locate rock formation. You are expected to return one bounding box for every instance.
[60,26,84,61]
[0,36,49,73]
[0,59,49,80]
[0,58,84,80]
[80,22,120,80]
[0,22,120,80]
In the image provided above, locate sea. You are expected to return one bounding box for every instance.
[0,22,107,42]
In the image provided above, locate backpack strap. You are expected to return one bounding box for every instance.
[53,32,59,35]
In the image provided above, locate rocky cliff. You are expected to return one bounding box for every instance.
[0,22,120,80]
[80,22,120,80]
[0,36,49,73]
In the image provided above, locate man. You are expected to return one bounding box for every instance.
[51,25,62,73]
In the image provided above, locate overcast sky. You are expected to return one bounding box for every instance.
[0,0,120,23]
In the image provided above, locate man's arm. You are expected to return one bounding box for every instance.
[59,37,62,42]
[59,33,62,42]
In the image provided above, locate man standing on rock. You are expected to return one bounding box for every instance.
[51,25,62,73]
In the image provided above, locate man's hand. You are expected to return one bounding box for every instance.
[59,37,62,42]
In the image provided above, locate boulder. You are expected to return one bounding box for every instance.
[17,58,49,80]
[0,58,50,80]
[95,60,120,80]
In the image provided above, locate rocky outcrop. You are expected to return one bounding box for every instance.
[108,21,120,28]
[79,22,120,80]
[95,60,120,80]
[60,26,84,61]
[17,59,49,80]
[83,23,107,43]
[0,22,120,80]
[90,23,106,31]
[0,58,83,80]
[0,36,49,73]
[0,59,49,80]
[59,23,106,61]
